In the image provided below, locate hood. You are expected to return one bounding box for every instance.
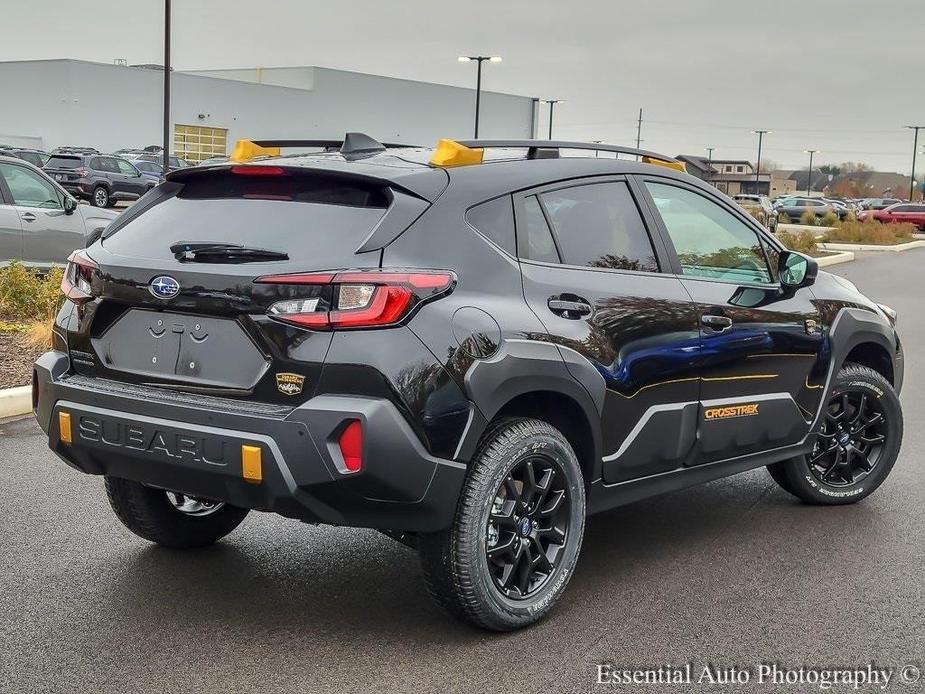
[813,270,881,314]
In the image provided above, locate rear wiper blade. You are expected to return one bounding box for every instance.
[170,241,289,263]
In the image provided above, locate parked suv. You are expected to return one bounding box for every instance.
[43,153,155,207]
[733,193,778,232]
[0,155,118,267]
[33,135,905,631]
[0,146,48,168]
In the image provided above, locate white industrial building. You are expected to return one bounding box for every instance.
[0,59,539,163]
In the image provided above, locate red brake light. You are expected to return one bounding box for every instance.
[338,420,363,473]
[61,251,99,304]
[231,165,288,176]
[258,270,455,330]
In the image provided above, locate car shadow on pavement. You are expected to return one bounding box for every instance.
[95,469,886,646]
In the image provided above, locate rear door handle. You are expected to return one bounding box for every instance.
[701,314,733,330]
[20,212,36,222]
[548,298,593,318]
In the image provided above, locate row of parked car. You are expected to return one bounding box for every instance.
[0,144,194,208]
[771,195,925,229]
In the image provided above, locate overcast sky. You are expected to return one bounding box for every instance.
[3,0,923,173]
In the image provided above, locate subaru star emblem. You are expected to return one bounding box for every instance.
[519,517,532,536]
[149,276,180,299]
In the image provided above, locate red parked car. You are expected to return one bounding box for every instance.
[859,203,925,230]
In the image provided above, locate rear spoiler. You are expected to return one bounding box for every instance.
[231,132,418,163]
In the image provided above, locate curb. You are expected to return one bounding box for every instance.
[0,385,31,419]
[816,251,855,267]
[819,240,925,253]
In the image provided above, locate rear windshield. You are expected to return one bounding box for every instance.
[177,170,389,207]
[103,172,389,266]
[45,156,83,169]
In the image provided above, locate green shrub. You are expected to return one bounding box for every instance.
[778,213,792,224]
[823,220,916,245]
[0,262,64,323]
[820,211,839,227]
[799,209,818,226]
[777,230,819,255]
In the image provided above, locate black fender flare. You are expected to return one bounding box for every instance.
[454,338,605,472]
[806,307,899,435]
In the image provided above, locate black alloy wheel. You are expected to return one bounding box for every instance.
[485,454,570,600]
[808,389,887,488]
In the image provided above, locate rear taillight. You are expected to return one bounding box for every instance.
[74,167,89,177]
[61,250,99,304]
[257,270,455,330]
[338,420,363,473]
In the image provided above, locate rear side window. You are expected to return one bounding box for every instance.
[518,195,560,263]
[539,182,658,272]
[16,151,44,167]
[467,196,515,255]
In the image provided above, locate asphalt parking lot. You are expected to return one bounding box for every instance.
[2,250,924,694]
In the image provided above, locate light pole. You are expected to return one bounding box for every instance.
[752,130,771,194]
[458,56,502,138]
[804,149,819,197]
[592,139,604,158]
[905,125,924,201]
[705,147,715,164]
[162,0,171,172]
[545,100,564,139]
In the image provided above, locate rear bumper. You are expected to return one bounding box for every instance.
[33,351,466,532]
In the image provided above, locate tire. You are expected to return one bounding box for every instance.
[418,418,586,631]
[91,186,109,208]
[765,460,798,495]
[105,476,249,548]
[766,363,902,505]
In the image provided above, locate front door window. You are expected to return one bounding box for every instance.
[645,182,771,284]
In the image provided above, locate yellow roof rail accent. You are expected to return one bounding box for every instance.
[230,139,281,162]
[642,156,686,173]
[429,139,484,168]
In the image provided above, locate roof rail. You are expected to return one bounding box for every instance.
[454,139,683,167]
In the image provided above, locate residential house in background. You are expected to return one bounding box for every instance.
[676,155,796,198]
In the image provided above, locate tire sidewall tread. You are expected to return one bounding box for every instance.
[105,476,248,548]
[419,417,585,631]
[775,363,903,505]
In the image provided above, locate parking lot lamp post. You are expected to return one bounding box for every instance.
[162,0,171,172]
[545,100,563,139]
[752,130,770,195]
[804,150,818,197]
[458,56,502,138]
[906,126,924,200]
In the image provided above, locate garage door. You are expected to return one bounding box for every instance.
[174,125,228,164]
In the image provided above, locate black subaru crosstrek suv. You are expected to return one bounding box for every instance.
[33,134,904,631]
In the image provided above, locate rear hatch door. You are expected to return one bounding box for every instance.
[75,165,425,403]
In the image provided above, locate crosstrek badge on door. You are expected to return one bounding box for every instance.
[704,403,759,420]
[276,373,305,396]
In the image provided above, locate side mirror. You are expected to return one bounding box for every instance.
[778,250,817,289]
[63,196,77,215]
